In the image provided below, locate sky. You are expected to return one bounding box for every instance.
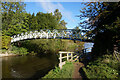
[25,2,85,29]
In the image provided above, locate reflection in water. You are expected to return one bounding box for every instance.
[2,54,58,79]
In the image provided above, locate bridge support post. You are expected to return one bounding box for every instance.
[53,34,56,39]
[47,33,48,39]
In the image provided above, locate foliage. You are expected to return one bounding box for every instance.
[59,20,67,29]
[1,35,11,49]
[1,49,7,53]
[19,39,84,55]
[11,46,28,55]
[79,2,120,57]
[83,54,120,79]
[79,2,120,31]
[54,9,62,22]
[43,62,74,78]
[29,51,37,56]
[54,9,67,29]
[2,2,26,36]
[30,12,59,30]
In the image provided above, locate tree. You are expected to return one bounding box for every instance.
[79,2,120,35]
[2,2,27,36]
[34,12,59,30]
[79,2,120,57]
[54,9,67,29]
[54,9,62,22]
[59,20,67,29]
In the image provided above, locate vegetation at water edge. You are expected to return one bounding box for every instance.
[43,62,74,78]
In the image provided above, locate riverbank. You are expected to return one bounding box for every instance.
[42,62,87,79]
[42,62,74,78]
[0,52,18,57]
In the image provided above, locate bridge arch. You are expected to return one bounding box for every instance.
[11,29,93,43]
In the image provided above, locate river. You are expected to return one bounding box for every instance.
[84,42,94,52]
[1,54,58,79]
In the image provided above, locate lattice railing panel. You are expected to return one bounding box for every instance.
[11,29,93,43]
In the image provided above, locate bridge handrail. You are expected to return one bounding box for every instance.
[10,29,93,43]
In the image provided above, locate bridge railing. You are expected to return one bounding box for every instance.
[11,29,93,43]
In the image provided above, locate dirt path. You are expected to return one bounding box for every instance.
[72,62,84,79]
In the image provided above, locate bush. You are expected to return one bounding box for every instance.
[29,51,37,56]
[1,35,11,49]
[18,47,28,55]
[11,46,28,55]
[83,54,119,79]
[1,49,7,54]
[83,64,119,79]
[20,39,84,55]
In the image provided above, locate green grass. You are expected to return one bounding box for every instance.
[42,62,74,79]
[83,54,120,79]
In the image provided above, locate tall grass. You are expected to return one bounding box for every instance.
[43,62,74,78]
[83,54,120,79]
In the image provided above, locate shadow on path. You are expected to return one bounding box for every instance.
[73,58,90,80]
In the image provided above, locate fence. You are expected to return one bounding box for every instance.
[114,50,120,62]
[113,45,120,62]
[58,47,92,69]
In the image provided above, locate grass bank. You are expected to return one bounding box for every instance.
[82,54,120,79]
[42,62,74,78]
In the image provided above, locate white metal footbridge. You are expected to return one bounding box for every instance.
[11,29,94,43]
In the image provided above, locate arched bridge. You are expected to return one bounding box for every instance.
[11,29,94,43]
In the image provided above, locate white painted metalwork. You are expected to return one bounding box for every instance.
[11,29,93,43]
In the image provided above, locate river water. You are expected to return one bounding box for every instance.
[84,42,94,52]
[2,54,58,79]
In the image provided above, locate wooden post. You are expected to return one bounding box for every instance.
[60,53,62,64]
[71,53,73,61]
[85,49,86,53]
[82,49,84,54]
[84,49,86,57]
[59,53,62,69]
[67,52,69,61]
